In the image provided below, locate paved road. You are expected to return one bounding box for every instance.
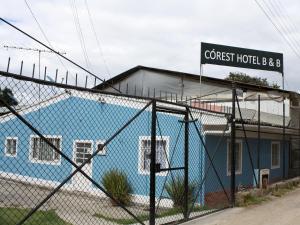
[184,187,300,225]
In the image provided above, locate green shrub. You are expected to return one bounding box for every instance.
[165,176,196,208]
[102,169,132,206]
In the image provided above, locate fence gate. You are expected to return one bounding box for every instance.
[151,101,232,225]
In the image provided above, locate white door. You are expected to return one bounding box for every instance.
[72,140,93,191]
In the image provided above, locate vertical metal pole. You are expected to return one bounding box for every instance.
[7,57,10,72]
[282,73,286,179]
[20,60,23,75]
[231,86,236,207]
[65,71,68,84]
[38,50,41,79]
[32,64,35,77]
[184,108,189,220]
[283,96,286,179]
[44,66,47,80]
[257,94,261,188]
[149,100,157,225]
[85,76,88,88]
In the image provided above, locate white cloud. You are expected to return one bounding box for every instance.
[0,0,300,90]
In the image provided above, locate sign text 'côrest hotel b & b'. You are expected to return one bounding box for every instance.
[201,42,283,73]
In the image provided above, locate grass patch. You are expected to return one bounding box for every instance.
[94,205,210,224]
[271,183,296,197]
[0,207,72,225]
[237,180,300,207]
[238,193,269,207]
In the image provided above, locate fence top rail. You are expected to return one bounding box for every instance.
[0,70,230,116]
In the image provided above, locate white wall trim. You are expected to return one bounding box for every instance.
[138,136,170,176]
[4,136,18,157]
[72,139,94,188]
[0,93,70,123]
[227,139,243,176]
[271,141,281,169]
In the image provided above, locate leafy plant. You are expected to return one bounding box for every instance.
[165,176,196,208]
[102,169,132,206]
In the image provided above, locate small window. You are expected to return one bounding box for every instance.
[5,137,18,157]
[227,140,242,175]
[96,140,106,155]
[271,142,280,169]
[138,136,169,175]
[30,136,61,164]
[74,141,93,164]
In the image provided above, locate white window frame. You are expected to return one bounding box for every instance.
[227,139,243,176]
[5,137,18,157]
[138,136,169,176]
[95,140,106,155]
[29,135,62,165]
[271,141,280,169]
[73,140,93,165]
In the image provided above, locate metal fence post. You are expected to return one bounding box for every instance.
[150,100,157,225]
[257,94,261,188]
[231,86,236,207]
[184,107,189,220]
[283,96,286,179]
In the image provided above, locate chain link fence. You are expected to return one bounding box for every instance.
[0,72,233,225]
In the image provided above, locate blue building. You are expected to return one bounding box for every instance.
[0,88,292,207]
[0,91,205,206]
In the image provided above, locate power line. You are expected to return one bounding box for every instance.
[84,0,111,77]
[274,0,300,37]
[254,0,300,60]
[24,0,68,72]
[255,0,300,90]
[262,0,300,54]
[0,17,121,93]
[70,0,91,70]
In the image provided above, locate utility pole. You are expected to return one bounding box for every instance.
[3,45,66,79]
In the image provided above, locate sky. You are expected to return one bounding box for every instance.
[0,0,300,90]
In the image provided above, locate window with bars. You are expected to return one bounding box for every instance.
[5,137,18,157]
[271,142,280,169]
[227,140,242,175]
[138,136,169,175]
[74,141,92,164]
[30,136,61,164]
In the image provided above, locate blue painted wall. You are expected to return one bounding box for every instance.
[0,96,203,199]
[205,135,289,194]
[0,95,289,201]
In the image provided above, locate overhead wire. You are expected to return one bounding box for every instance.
[84,0,111,78]
[274,0,300,38]
[0,17,121,93]
[258,0,300,90]
[24,0,68,72]
[70,0,91,71]
[262,0,300,54]
[254,0,300,60]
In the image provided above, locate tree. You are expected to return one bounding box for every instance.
[0,87,18,107]
[225,72,280,89]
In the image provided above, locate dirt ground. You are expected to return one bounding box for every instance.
[184,187,300,225]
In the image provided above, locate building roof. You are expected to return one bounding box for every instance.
[94,65,290,95]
